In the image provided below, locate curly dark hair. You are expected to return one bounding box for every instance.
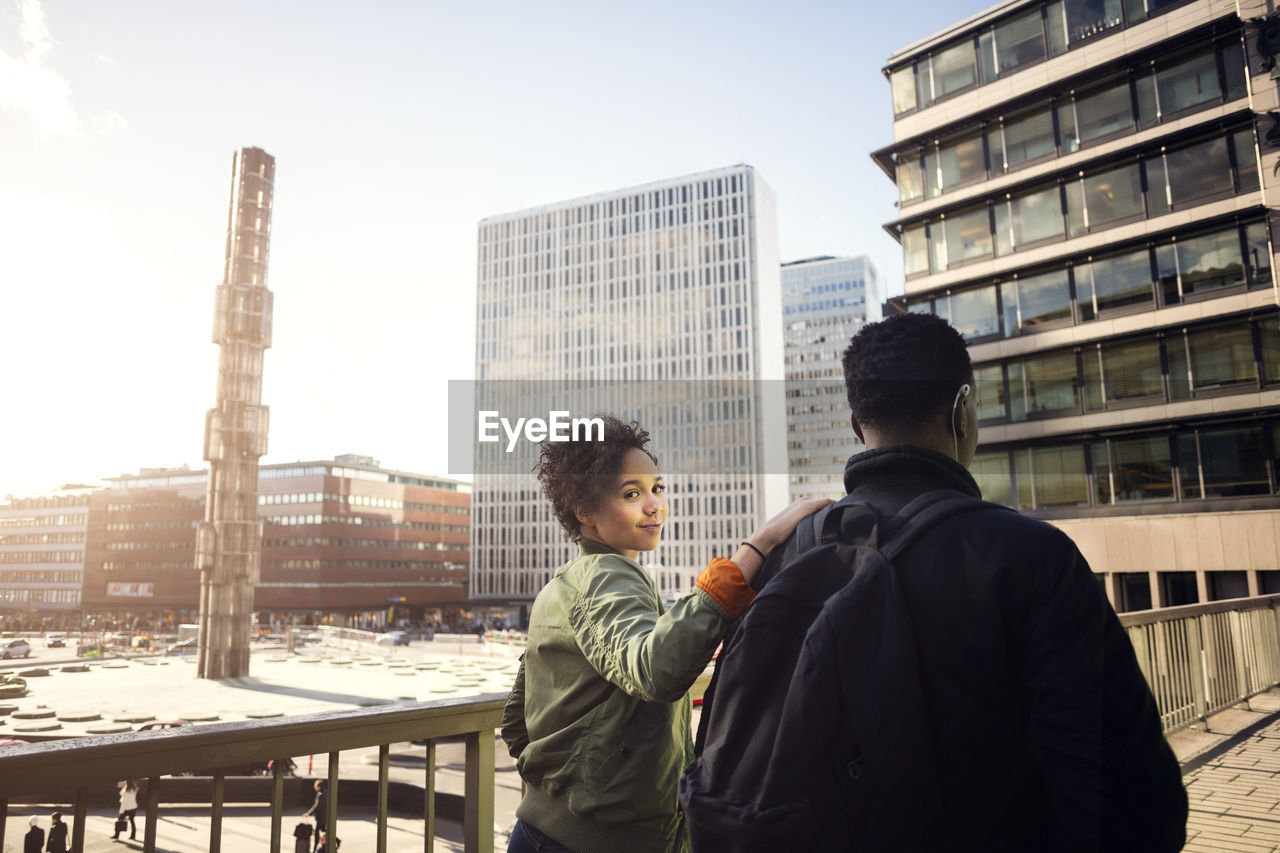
[842,313,972,429]
[535,415,658,542]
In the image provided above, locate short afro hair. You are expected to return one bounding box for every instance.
[842,313,972,429]
[535,415,657,542]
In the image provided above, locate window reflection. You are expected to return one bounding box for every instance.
[940,286,999,339]
[1062,0,1124,45]
[931,40,979,99]
[1020,350,1079,416]
[1082,338,1163,411]
[974,364,1007,422]
[1156,49,1220,116]
[1163,137,1232,208]
[942,206,993,268]
[971,451,1013,505]
[1077,249,1153,319]
[1000,269,1072,336]
[995,9,1047,73]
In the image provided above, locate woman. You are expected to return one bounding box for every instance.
[113,780,139,841]
[501,417,829,853]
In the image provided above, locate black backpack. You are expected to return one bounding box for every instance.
[679,490,1005,852]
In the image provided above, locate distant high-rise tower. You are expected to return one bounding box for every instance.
[782,255,882,500]
[197,147,275,679]
[471,165,788,604]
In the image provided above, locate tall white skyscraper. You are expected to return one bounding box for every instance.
[470,165,787,604]
[782,255,883,500]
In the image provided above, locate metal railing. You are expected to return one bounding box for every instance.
[1120,594,1280,733]
[0,693,506,853]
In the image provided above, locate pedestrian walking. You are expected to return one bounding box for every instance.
[113,779,140,841]
[45,811,68,853]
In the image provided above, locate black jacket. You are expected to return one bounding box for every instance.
[45,822,68,853]
[758,445,1187,852]
[24,827,43,853]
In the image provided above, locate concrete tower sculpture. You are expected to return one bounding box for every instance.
[196,147,275,679]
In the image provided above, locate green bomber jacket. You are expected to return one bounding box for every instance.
[500,538,753,853]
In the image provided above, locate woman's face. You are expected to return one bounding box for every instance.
[576,447,667,560]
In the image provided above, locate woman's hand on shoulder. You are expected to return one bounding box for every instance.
[731,498,833,585]
[750,497,834,554]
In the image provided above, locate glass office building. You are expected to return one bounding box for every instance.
[875,0,1280,610]
[471,165,788,604]
[782,256,883,500]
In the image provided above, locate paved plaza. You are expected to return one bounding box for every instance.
[0,638,525,852]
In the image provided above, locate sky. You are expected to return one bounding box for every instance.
[0,0,973,499]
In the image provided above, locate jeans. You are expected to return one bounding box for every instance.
[507,820,573,853]
[114,809,137,838]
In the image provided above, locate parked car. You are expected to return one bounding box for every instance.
[45,633,66,648]
[375,631,410,646]
[137,719,191,731]
[1,639,30,659]
[165,638,198,656]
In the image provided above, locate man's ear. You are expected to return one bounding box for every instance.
[850,413,866,444]
[953,394,969,439]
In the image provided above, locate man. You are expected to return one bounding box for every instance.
[757,313,1186,851]
[45,811,68,853]
[23,816,43,853]
[302,779,329,851]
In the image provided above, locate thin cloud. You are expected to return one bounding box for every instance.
[92,110,127,133]
[0,0,78,136]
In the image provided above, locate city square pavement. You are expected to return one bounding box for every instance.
[0,636,526,852]
[7,640,1280,851]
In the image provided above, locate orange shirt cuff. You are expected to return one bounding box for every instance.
[696,557,756,619]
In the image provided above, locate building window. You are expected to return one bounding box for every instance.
[898,149,924,203]
[1119,573,1153,612]
[1161,571,1199,606]
[1024,444,1091,507]
[1010,349,1079,419]
[1082,338,1164,411]
[992,106,1056,174]
[1177,424,1270,499]
[1057,0,1126,46]
[932,39,980,100]
[1059,77,1133,151]
[940,205,993,269]
[1000,269,1073,336]
[939,286,999,340]
[1091,434,1174,503]
[1168,322,1256,398]
[1077,248,1154,320]
[1156,228,1244,305]
[1066,161,1145,237]
[1260,319,1280,384]
[971,451,1013,505]
[1154,48,1222,119]
[1208,570,1249,601]
[904,223,929,277]
[994,8,1047,75]
[927,132,986,197]
[974,364,1008,422]
[995,185,1063,256]
[891,65,917,115]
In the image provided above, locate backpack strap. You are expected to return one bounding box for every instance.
[816,488,1002,554]
[878,490,1009,561]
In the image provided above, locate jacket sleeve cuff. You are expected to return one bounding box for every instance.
[696,557,756,620]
